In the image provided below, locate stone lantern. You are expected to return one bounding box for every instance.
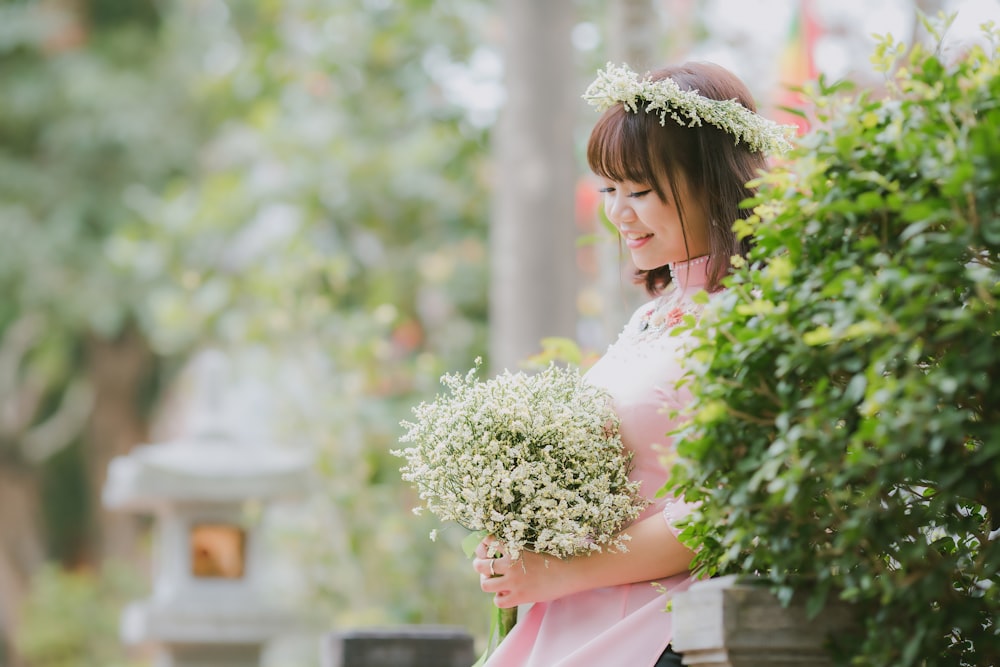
[103,354,311,667]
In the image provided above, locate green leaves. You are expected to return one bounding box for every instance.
[17,563,144,667]
[152,0,498,632]
[665,22,1000,667]
[2,0,498,637]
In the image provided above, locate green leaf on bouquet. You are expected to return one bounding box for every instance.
[462,529,489,559]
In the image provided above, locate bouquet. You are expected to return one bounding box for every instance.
[393,359,646,656]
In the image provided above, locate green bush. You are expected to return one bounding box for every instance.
[17,563,145,667]
[667,21,1000,667]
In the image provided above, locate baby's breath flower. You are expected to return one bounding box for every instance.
[583,62,796,154]
[395,361,646,560]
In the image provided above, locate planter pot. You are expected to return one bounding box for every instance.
[672,576,856,667]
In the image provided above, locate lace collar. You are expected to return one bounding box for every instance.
[668,254,711,293]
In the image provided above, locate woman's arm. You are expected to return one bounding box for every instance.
[473,513,695,608]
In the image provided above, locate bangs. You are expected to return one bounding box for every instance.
[586,106,657,186]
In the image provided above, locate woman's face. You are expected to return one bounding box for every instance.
[599,177,709,270]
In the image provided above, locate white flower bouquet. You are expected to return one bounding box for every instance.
[394,360,646,562]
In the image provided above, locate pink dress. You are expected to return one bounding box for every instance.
[484,257,712,667]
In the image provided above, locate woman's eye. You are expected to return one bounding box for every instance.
[598,186,650,197]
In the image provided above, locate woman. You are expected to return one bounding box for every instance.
[472,61,792,666]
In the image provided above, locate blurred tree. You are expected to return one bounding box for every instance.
[0,0,202,659]
[608,0,659,71]
[489,0,578,371]
[113,0,498,634]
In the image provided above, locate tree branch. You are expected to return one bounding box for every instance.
[20,379,94,464]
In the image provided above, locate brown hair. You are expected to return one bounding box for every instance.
[586,61,769,294]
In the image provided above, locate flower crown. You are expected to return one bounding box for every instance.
[583,62,796,154]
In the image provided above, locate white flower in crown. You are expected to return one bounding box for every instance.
[583,62,797,154]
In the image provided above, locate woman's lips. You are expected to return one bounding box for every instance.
[623,231,653,249]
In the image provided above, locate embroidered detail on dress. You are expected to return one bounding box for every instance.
[604,255,713,355]
[624,295,702,344]
[638,304,687,332]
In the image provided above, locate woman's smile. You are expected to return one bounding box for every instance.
[600,178,709,269]
[622,230,654,249]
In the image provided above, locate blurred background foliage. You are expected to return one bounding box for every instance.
[2,0,995,665]
[1,2,198,663]
[1,0,500,663]
[15,564,143,667]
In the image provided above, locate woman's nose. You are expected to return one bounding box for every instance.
[605,194,634,225]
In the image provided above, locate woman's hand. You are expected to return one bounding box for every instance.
[472,537,575,608]
[470,515,696,608]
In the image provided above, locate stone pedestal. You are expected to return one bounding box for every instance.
[321,626,475,667]
[153,643,262,667]
[671,576,856,667]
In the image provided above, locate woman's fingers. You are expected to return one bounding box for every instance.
[474,555,506,579]
[479,565,517,608]
[479,564,508,590]
[493,590,516,608]
[474,536,503,559]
